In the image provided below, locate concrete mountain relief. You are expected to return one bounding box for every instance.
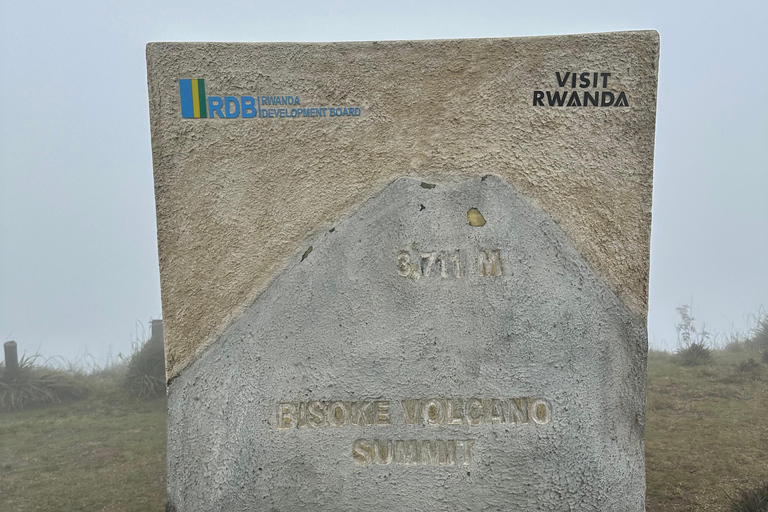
[165,177,647,511]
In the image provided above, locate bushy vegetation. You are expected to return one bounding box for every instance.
[723,330,751,352]
[729,482,768,512]
[753,315,768,364]
[0,355,90,412]
[122,329,166,399]
[735,358,764,381]
[0,320,166,412]
[677,342,713,366]
[674,305,714,366]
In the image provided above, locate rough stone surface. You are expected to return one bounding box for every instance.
[167,177,648,511]
[147,32,659,379]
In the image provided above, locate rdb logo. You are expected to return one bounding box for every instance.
[179,78,360,119]
[179,79,209,118]
[179,78,294,119]
[179,78,259,119]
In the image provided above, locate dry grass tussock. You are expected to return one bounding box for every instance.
[676,341,713,366]
[1,327,167,412]
[0,355,91,412]
[753,315,768,363]
[728,482,768,512]
[122,334,166,399]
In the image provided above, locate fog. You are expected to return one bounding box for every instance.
[1,0,766,361]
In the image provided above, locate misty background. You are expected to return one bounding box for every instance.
[1,0,766,363]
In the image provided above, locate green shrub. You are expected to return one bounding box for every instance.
[676,342,713,366]
[724,340,745,352]
[734,358,764,381]
[729,482,768,512]
[0,356,90,412]
[753,317,768,363]
[123,334,166,399]
[674,305,713,366]
[724,331,750,352]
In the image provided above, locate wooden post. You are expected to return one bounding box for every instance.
[150,319,164,345]
[4,341,18,373]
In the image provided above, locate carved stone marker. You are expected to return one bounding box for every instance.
[147,31,659,511]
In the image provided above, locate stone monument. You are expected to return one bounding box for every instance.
[147,31,659,511]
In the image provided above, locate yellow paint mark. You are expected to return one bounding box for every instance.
[467,208,486,227]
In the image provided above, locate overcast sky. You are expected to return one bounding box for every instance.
[1,0,766,362]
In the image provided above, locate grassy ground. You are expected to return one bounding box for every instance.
[645,348,768,511]
[0,376,167,512]
[0,349,766,511]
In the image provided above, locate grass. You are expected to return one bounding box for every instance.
[676,341,714,366]
[754,316,768,363]
[123,335,165,399]
[0,357,90,412]
[0,376,167,512]
[645,348,768,511]
[728,482,768,511]
[0,347,766,510]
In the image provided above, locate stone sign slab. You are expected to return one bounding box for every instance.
[147,31,659,511]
